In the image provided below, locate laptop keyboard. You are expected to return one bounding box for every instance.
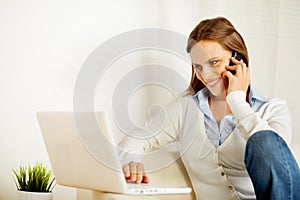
[127,183,165,194]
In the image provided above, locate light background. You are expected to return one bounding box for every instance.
[1,0,299,199]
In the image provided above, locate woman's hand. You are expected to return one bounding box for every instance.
[223,57,250,94]
[122,161,150,184]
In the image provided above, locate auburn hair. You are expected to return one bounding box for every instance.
[186,17,249,95]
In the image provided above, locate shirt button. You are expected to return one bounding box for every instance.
[228,186,233,190]
[221,172,225,176]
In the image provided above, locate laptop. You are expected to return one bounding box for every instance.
[36,112,192,195]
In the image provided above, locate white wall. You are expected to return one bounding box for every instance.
[0,0,146,199]
[1,1,299,200]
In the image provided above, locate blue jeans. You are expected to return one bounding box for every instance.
[245,130,300,200]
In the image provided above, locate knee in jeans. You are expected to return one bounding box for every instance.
[248,130,280,148]
[246,130,286,164]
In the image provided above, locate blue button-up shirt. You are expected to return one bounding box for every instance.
[195,85,268,147]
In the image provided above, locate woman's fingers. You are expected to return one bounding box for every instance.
[122,163,130,178]
[230,56,244,65]
[142,173,150,183]
[224,57,250,93]
[136,162,144,183]
[122,161,150,184]
[129,161,137,181]
[226,57,245,74]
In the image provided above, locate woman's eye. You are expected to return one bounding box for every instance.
[193,64,202,70]
[209,60,218,66]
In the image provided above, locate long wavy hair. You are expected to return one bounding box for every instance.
[186,17,249,95]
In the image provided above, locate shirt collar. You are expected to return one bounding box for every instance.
[194,87,210,115]
[194,85,268,107]
[248,85,268,106]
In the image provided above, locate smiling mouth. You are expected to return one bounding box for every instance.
[205,77,221,87]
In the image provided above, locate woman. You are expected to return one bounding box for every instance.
[119,17,300,199]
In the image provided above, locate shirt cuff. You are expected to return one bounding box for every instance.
[226,91,253,121]
[118,138,144,165]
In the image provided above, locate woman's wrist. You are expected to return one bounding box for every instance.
[227,91,253,120]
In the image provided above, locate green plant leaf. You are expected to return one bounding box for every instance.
[12,162,55,192]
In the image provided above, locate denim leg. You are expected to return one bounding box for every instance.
[244,130,300,200]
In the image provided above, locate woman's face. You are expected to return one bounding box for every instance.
[190,40,232,96]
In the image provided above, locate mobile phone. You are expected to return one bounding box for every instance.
[229,51,247,75]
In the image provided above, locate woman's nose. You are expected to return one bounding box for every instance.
[198,65,217,77]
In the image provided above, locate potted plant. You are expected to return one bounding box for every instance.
[12,162,56,200]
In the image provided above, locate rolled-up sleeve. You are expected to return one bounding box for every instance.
[227,91,292,144]
[118,96,183,164]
